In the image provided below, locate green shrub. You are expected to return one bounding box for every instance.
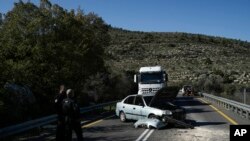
[223,84,236,96]
[168,43,176,47]
[195,74,223,94]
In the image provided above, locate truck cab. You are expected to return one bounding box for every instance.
[134,66,168,95]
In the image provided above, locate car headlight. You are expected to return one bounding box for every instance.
[163,110,172,115]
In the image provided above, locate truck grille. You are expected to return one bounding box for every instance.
[142,88,160,94]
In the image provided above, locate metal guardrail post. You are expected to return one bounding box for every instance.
[243,88,246,104]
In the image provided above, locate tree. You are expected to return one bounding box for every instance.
[0,13,3,26]
[0,0,110,124]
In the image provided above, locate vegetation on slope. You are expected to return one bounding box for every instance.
[106,28,250,100]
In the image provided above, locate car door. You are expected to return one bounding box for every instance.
[133,96,146,120]
[122,96,136,120]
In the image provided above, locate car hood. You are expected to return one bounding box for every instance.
[148,88,179,110]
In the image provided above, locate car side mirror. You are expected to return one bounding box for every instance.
[134,74,137,83]
[163,72,168,82]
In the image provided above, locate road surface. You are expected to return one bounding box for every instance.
[81,96,249,141]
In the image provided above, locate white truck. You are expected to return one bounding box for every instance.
[134,66,168,95]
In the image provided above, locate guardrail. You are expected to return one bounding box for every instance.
[202,93,250,120]
[0,101,118,139]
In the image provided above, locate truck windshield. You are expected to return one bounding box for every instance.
[140,72,163,84]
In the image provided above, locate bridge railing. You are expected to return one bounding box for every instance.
[0,101,118,139]
[202,93,250,120]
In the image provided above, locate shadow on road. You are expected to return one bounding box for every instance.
[83,124,131,133]
[185,119,227,127]
[83,124,137,141]
[195,121,227,126]
[174,97,210,107]
[83,136,133,141]
[185,108,213,114]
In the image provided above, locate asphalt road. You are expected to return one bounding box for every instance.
[81,95,250,141]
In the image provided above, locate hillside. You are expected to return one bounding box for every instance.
[106,28,250,88]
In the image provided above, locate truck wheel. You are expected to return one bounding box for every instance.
[120,111,127,122]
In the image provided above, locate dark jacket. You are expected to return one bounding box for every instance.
[62,98,81,121]
[55,91,66,119]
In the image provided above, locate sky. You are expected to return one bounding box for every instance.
[0,0,250,41]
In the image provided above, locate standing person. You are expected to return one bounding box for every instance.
[55,84,67,141]
[62,89,83,141]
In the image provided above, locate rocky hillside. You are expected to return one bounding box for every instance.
[106,28,250,87]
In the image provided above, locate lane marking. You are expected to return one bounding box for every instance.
[82,115,116,128]
[82,119,103,128]
[198,98,238,125]
[142,129,154,141]
[135,129,149,141]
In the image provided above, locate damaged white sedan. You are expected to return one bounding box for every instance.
[115,92,186,124]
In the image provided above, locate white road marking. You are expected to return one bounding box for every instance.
[142,129,154,141]
[135,129,149,141]
[135,129,155,141]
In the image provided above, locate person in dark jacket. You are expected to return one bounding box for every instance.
[55,84,67,141]
[62,89,83,141]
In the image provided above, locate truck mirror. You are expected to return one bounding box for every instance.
[163,72,168,82]
[134,74,137,83]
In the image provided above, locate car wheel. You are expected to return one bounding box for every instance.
[148,114,157,119]
[120,111,126,122]
[148,125,153,129]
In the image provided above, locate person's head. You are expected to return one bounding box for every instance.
[59,84,65,94]
[66,89,74,98]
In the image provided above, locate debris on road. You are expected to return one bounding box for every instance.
[163,116,194,129]
[134,119,166,129]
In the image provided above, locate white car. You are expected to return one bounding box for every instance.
[115,93,185,122]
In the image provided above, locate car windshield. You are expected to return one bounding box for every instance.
[184,86,192,90]
[140,72,163,84]
[143,96,153,106]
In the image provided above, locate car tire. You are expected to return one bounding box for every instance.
[120,111,127,122]
[148,125,154,129]
[148,114,157,119]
